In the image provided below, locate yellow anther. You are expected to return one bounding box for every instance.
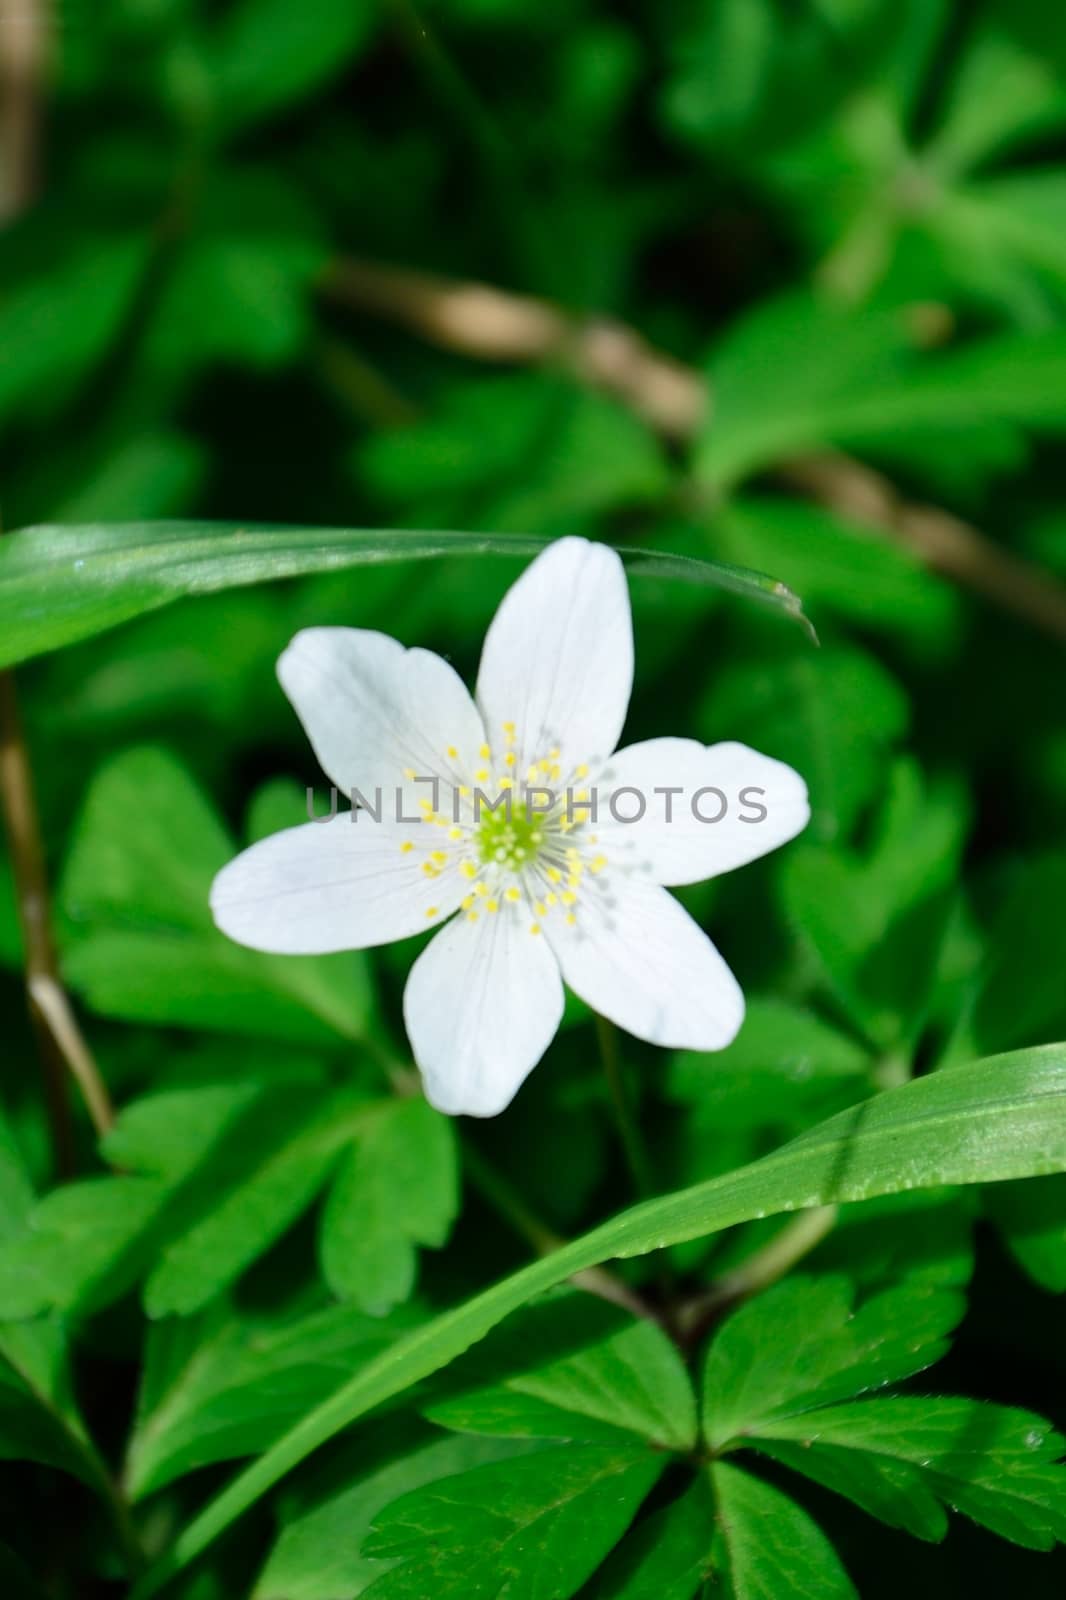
[575,763,589,778]
[504,751,516,766]
[459,784,472,798]
[566,847,580,859]
[448,826,463,840]
[403,767,416,781]
[534,901,546,917]
[525,765,539,783]
[561,890,577,906]
[545,892,557,907]
[460,862,477,880]
[400,840,414,854]
[479,743,491,760]
[530,923,541,936]
[461,895,475,911]
[446,745,458,759]
[500,776,514,790]
[504,886,521,902]
[419,798,434,813]
[503,720,516,736]
[431,850,447,866]
[547,867,563,883]
[474,882,488,898]
[467,911,480,923]
[590,854,608,874]
[566,912,577,926]
[421,862,439,878]
[425,906,439,918]
[486,899,499,913]
[476,768,489,783]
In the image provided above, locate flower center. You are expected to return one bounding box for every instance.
[476,805,544,870]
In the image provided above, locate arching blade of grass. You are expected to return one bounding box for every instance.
[0,521,814,670]
[131,1044,1066,1597]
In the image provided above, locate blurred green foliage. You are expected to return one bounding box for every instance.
[2,0,1066,1595]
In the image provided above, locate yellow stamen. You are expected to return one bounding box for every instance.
[425,906,439,918]
[461,861,477,880]
[400,841,414,854]
[504,887,521,903]
[530,922,541,935]
[486,898,499,913]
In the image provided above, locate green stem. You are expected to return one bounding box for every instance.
[594,1014,655,1199]
[675,1205,839,1344]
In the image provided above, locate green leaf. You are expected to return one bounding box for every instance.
[581,1476,714,1599]
[0,237,149,431]
[711,1461,859,1599]
[699,640,909,841]
[0,1082,369,1319]
[131,1043,1066,1595]
[698,290,1066,488]
[984,1175,1066,1294]
[126,1299,422,1500]
[974,851,1066,1053]
[756,1397,1066,1550]
[781,759,966,1049]
[206,0,377,135]
[710,495,958,645]
[255,1427,547,1600]
[59,747,373,1044]
[701,1275,965,1451]
[320,1098,459,1316]
[358,375,668,532]
[668,999,872,1133]
[0,523,812,671]
[427,1314,697,1452]
[359,1443,663,1600]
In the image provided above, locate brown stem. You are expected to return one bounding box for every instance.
[322,252,1066,645]
[319,256,707,439]
[0,670,115,1165]
[0,0,49,222]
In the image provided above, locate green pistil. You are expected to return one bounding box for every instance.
[476,804,545,870]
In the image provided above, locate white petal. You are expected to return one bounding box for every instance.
[476,538,633,773]
[278,628,487,800]
[404,906,564,1117]
[544,876,743,1050]
[592,739,809,886]
[210,814,464,954]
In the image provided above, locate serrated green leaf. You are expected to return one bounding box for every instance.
[59,747,373,1044]
[131,1043,1066,1595]
[360,1443,663,1600]
[755,1397,1066,1550]
[126,1299,423,1500]
[581,1476,714,1600]
[0,524,812,671]
[711,1461,858,1599]
[428,1314,697,1452]
[0,1083,369,1319]
[255,1427,546,1600]
[702,1275,964,1451]
[207,0,377,135]
[320,1098,458,1315]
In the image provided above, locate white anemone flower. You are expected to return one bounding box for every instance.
[211,538,809,1116]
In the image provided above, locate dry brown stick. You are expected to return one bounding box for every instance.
[322,254,1066,644]
[0,0,49,222]
[0,671,116,1158]
[780,454,1066,643]
[320,256,708,440]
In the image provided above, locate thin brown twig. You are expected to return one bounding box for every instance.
[319,256,707,439]
[0,0,49,222]
[0,668,115,1160]
[322,252,1066,644]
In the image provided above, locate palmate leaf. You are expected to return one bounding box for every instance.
[131,1043,1066,1596]
[755,1398,1066,1550]
[359,1443,664,1600]
[59,747,374,1046]
[0,1079,457,1323]
[702,1276,1066,1550]
[701,1275,966,1451]
[580,1477,715,1600]
[255,1427,549,1600]
[0,523,813,671]
[710,1462,858,1600]
[427,1314,697,1452]
[125,1300,424,1501]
